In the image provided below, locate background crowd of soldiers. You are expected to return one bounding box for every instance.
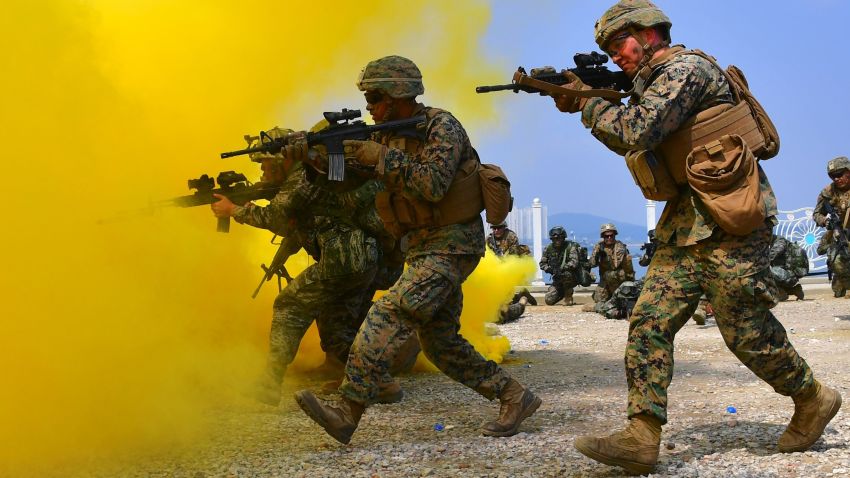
[202,0,848,475]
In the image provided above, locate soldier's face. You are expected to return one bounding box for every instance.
[607,30,644,77]
[492,226,506,238]
[365,90,392,122]
[552,236,564,247]
[602,232,616,244]
[830,169,850,190]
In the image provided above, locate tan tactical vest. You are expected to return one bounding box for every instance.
[374,108,484,237]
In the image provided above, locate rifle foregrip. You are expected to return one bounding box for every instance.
[217,217,230,233]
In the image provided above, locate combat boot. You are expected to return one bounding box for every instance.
[692,310,706,326]
[574,414,662,475]
[482,379,542,437]
[376,381,404,404]
[791,284,805,300]
[778,381,842,452]
[294,390,364,445]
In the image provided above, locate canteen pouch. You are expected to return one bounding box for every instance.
[478,163,512,224]
[625,149,680,201]
[685,134,765,236]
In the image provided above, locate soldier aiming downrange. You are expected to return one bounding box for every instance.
[550,0,840,474]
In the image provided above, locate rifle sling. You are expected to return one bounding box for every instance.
[512,72,630,100]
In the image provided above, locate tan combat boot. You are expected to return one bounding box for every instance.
[376,381,404,404]
[778,381,842,452]
[574,414,662,475]
[791,283,805,300]
[295,390,365,444]
[482,379,542,437]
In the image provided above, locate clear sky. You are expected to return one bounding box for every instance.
[470,0,850,225]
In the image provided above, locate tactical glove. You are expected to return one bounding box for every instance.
[553,72,591,114]
[343,140,387,167]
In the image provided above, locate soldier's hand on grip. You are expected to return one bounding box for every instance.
[553,72,591,114]
[210,193,236,218]
[343,139,387,167]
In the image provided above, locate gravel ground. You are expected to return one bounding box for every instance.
[64,293,850,477]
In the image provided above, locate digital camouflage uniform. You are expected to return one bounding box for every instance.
[539,240,581,305]
[813,183,850,297]
[487,227,534,322]
[589,239,635,303]
[233,162,383,386]
[769,235,808,301]
[339,103,513,405]
[595,279,643,320]
[580,49,815,424]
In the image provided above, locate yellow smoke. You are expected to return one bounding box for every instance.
[1,0,508,474]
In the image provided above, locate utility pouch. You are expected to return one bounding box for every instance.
[435,158,485,226]
[478,163,512,224]
[686,134,765,236]
[625,149,680,201]
[375,191,405,238]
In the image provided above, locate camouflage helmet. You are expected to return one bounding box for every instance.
[618,281,641,298]
[491,220,508,228]
[827,156,850,175]
[647,228,656,240]
[594,0,672,50]
[247,127,294,163]
[600,223,618,237]
[549,226,567,240]
[356,55,424,99]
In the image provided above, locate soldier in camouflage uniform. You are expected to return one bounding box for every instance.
[589,223,635,303]
[211,128,403,407]
[539,226,582,305]
[813,156,850,298]
[594,279,643,320]
[769,235,808,301]
[552,1,840,474]
[487,221,537,323]
[293,56,541,444]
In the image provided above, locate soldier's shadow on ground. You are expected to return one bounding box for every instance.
[665,420,847,458]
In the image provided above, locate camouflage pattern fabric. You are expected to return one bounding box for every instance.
[539,241,581,305]
[594,279,643,320]
[813,184,850,297]
[578,50,814,424]
[581,52,778,247]
[590,240,635,303]
[768,236,808,300]
[627,225,814,423]
[339,103,513,405]
[498,301,526,324]
[375,104,486,259]
[486,229,531,257]
[232,164,388,384]
[340,255,511,405]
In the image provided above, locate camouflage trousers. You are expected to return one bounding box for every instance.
[828,252,850,298]
[627,224,814,424]
[594,272,627,303]
[340,254,512,405]
[266,262,377,384]
[545,273,579,305]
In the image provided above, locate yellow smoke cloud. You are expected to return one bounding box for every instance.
[1,0,510,474]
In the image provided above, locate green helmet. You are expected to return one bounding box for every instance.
[356,55,424,99]
[594,0,672,50]
[600,223,618,236]
[827,156,850,175]
[549,226,567,240]
[247,127,294,163]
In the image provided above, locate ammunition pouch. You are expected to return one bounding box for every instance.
[375,158,484,238]
[625,149,679,201]
[685,134,765,236]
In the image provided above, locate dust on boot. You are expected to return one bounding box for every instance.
[481,379,542,437]
[574,414,662,476]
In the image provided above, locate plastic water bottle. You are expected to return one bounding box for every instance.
[434,423,444,432]
[725,406,737,427]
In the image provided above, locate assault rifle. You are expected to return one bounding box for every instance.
[476,52,632,96]
[252,234,300,299]
[824,202,850,262]
[167,171,279,232]
[220,109,425,181]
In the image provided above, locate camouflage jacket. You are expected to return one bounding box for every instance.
[487,229,531,257]
[590,240,635,283]
[581,48,778,246]
[374,103,485,259]
[770,236,809,279]
[232,163,380,276]
[813,183,850,229]
[539,241,580,276]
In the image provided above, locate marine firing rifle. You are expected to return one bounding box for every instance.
[220,109,425,182]
[476,52,632,97]
[166,171,279,232]
[252,234,300,299]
